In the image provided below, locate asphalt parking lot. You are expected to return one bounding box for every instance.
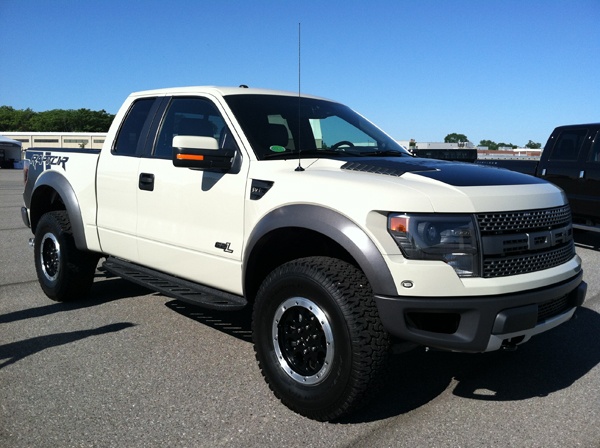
[1,168,599,448]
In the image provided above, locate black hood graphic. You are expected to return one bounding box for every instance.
[341,157,545,187]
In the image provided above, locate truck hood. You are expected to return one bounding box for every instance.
[339,157,546,187]
[249,157,564,214]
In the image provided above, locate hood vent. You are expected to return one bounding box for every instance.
[341,159,436,177]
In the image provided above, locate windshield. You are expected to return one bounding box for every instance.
[224,94,411,160]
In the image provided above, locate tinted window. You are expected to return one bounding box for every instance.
[549,129,588,161]
[154,97,235,159]
[224,94,410,160]
[113,98,155,156]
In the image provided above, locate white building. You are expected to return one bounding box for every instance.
[0,132,107,153]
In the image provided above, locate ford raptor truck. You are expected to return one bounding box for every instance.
[21,86,587,421]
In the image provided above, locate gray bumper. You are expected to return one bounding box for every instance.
[21,206,30,228]
[375,271,586,353]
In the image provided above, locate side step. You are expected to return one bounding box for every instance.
[573,223,600,233]
[102,257,247,311]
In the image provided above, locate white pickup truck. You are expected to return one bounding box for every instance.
[22,86,587,421]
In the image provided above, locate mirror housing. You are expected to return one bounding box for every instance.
[172,135,235,171]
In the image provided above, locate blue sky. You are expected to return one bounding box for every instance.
[1,0,598,146]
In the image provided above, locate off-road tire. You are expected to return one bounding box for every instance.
[253,256,390,421]
[34,211,99,301]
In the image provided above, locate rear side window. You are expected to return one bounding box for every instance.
[113,98,155,156]
[549,129,588,161]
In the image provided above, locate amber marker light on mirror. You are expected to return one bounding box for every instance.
[176,154,205,161]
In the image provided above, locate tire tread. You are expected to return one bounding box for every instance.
[253,256,390,421]
[35,211,98,301]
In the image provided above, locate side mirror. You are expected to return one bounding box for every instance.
[172,135,235,171]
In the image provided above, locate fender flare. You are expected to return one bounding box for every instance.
[244,204,398,296]
[31,170,89,251]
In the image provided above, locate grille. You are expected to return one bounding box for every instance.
[477,205,575,278]
[537,295,571,323]
[483,241,574,278]
[477,205,571,233]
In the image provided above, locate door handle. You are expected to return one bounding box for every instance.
[139,173,155,191]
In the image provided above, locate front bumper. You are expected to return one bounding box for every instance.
[21,206,30,228]
[375,271,586,352]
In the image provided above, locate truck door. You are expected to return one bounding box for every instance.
[136,96,248,294]
[576,128,600,224]
[540,126,589,215]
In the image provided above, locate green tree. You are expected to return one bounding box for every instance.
[0,106,114,132]
[444,133,469,143]
[497,142,517,149]
[30,109,70,132]
[525,140,542,149]
[479,139,498,150]
[71,108,114,132]
[0,106,35,131]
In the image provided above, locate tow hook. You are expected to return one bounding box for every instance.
[28,238,35,248]
[501,336,524,351]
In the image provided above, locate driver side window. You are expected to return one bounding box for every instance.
[153,97,237,159]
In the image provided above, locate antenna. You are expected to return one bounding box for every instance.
[298,22,301,98]
[295,22,305,172]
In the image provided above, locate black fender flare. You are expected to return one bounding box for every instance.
[31,170,89,251]
[243,204,398,296]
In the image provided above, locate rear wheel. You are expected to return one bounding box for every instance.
[253,256,390,421]
[34,211,98,301]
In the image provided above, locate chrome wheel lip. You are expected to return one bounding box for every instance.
[272,297,334,386]
[39,232,60,282]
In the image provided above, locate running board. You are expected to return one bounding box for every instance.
[102,257,247,311]
[573,223,600,233]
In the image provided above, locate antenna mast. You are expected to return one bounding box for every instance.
[295,22,305,172]
[298,22,301,97]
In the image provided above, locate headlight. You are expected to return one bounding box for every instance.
[388,213,480,277]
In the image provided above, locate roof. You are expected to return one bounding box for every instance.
[129,85,331,101]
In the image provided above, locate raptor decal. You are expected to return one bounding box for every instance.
[30,152,69,171]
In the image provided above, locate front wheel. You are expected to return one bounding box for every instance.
[253,257,390,421]
[34,211,99,301]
